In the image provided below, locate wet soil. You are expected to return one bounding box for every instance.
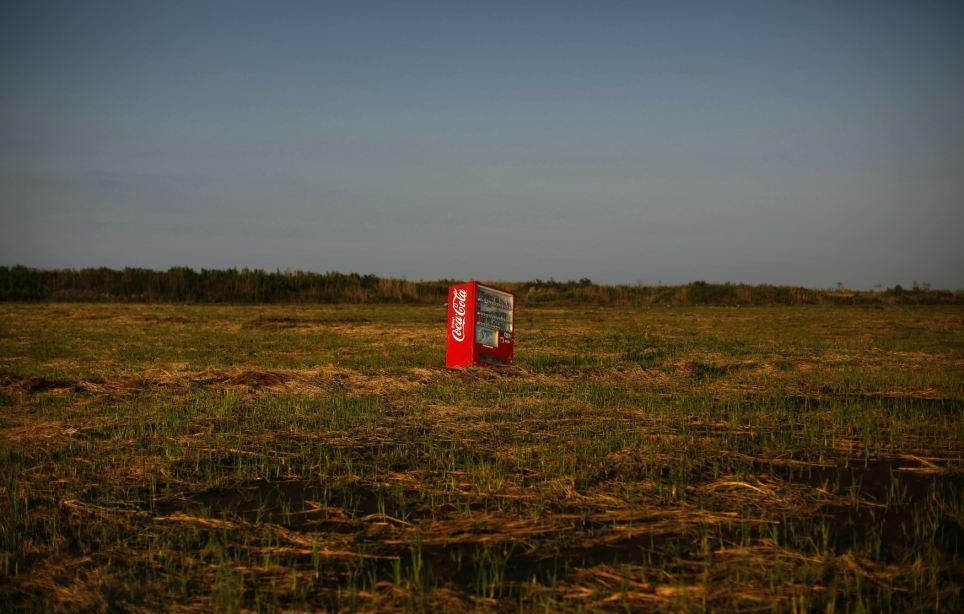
[149,456,963,596]
[770,458,964,561]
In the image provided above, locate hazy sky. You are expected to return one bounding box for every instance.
[2,1,962,288]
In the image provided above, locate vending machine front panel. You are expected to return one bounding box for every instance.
[474,284,514,366]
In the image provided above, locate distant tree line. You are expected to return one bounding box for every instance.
[0,266,959,306]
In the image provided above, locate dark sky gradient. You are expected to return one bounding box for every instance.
[2,1,962,287]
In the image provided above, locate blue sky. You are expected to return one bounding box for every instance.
[2,1,962,287]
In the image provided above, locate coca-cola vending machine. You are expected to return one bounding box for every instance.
[446,281,514,368]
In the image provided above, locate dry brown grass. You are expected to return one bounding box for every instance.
[0,302,961,611]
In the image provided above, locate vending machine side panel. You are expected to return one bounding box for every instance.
[445,282,477,368]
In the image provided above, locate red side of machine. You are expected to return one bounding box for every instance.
[445,281,515,368]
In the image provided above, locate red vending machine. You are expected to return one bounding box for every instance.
[446,281,515,368]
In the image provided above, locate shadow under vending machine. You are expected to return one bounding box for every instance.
[445,281,514,368]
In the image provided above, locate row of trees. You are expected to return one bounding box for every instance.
[0,266,959,305]
[0,266,449,303]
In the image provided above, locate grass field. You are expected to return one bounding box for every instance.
[1,302,961,611]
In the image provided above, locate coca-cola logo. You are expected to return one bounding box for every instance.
[451,288,467,342]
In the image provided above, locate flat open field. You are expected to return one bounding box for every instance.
[1,303,962,611]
